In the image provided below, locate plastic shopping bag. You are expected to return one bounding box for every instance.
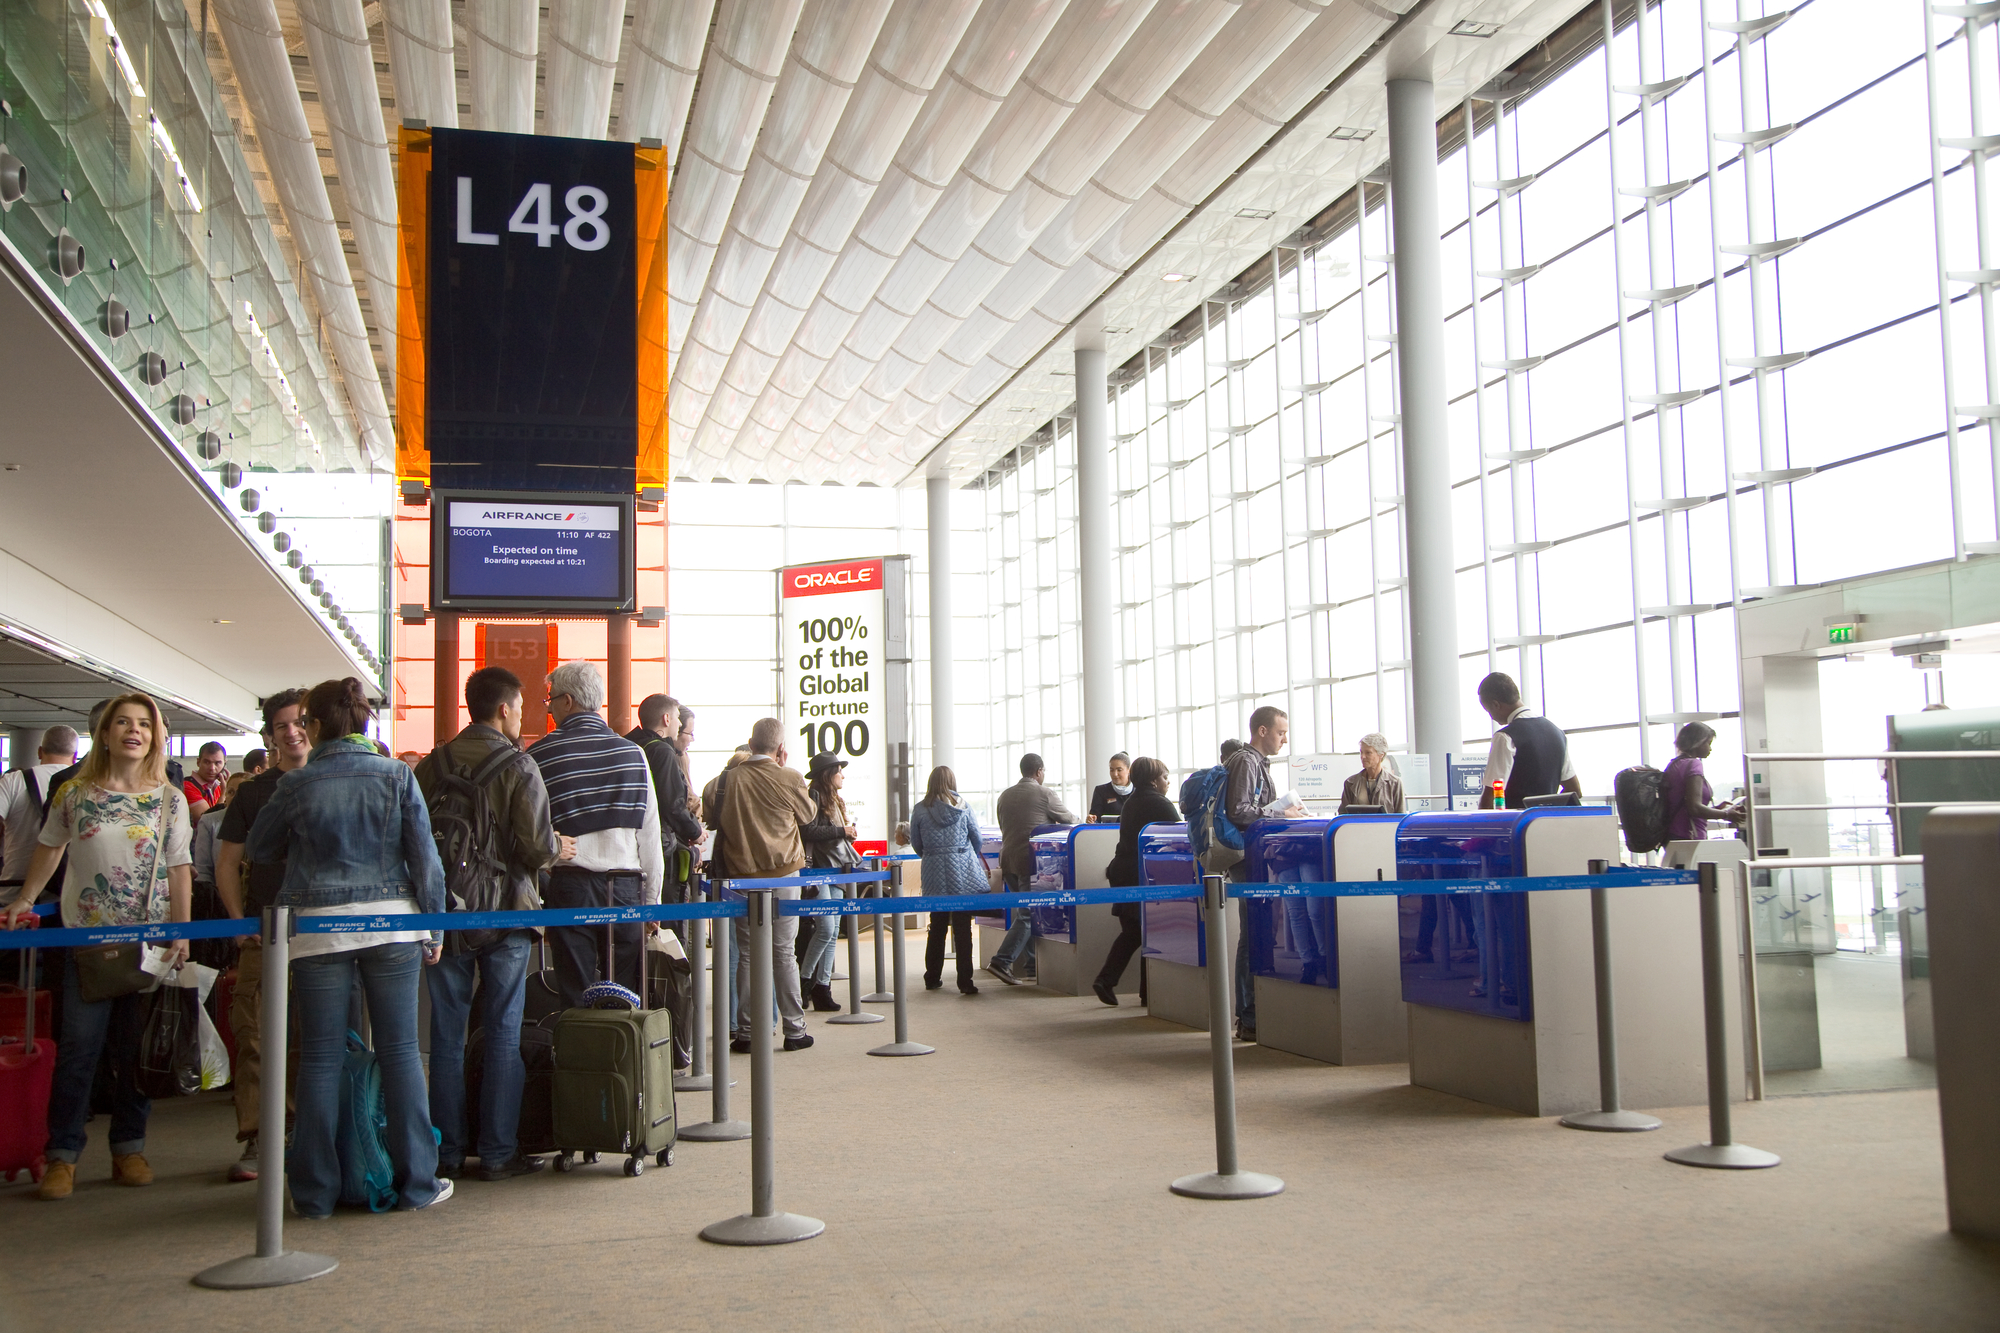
[135,981,203,1099]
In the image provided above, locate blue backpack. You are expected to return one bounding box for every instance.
[1184,765,1247,873]
[336,1031,397,1212]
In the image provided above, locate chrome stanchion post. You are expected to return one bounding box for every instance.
[828,880,884,1026]
[701,888,823,1245]
[676,879,713,1091]
[863,858,893,1003]
[1666,861,1779,1169]
[195,905,337,1289]
[1172,875,1283,1200]
[681,883,748,1142]
[869,863,932,1056]
[1561,859,1662,1132]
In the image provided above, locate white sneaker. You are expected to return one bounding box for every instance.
[419,1177,454,1209]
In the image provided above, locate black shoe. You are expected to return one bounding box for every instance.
[924,977,943,991]
[958,982,980,995]
[1092,980,1119,1007]
[1236,1023,1257,1043]
[730,1037,752,1054]
[988,959,1020,986]
[477,1154,547,1182]
[782,1033,815,1052]
[809,982,842,1013]
[437,1159,465,1180]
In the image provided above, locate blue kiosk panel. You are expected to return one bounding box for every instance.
[1138,824,1203,967]
[1028,825,1078,943]
[1397,810,1531,1022]
[1245,818,1334,988]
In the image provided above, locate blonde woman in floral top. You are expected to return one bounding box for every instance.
[3,692,193,1201]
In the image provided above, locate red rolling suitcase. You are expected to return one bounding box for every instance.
[0,983,50,1046]
[0,947,55,1184]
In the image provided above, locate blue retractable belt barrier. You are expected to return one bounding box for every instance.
[1228,868,1696,899]
[0,869,1694,947]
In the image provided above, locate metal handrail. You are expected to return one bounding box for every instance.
[1750,751,2000,761]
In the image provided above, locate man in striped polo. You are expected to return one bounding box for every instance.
[529,660,665,1007]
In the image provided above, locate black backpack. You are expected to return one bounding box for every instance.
[426,743,519,953]
[1613,765,1668,853]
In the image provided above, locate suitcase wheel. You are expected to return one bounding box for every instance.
[583,1151,599,1165]
[624,1155,644,1178]
[554,1152,575,1173]
[656,1147,673,1169]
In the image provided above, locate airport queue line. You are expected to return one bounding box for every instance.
[3,849,1774,1289]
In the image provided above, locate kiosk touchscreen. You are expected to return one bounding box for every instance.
[1024,824,1128,996]
[1397,808,1714,1116]
[1244,816,1407,1064]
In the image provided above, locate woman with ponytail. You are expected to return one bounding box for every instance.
[244,678,450,1216]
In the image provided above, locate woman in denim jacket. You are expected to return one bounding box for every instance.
[911,765,988,995]
[245,677,451,1217]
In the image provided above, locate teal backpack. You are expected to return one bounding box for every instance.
[336,1031,397,1212]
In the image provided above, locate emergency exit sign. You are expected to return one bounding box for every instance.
[1829,623,1858,645]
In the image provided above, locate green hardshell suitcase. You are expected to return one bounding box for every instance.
[550,904,677,1177]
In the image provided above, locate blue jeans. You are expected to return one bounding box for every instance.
[799,886,844,987]
[291,942,442,1215]
[45,954,149,1163]
[992,872,1036,973]
[426,931,532,1167]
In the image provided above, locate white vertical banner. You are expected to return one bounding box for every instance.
[779,558,889,856]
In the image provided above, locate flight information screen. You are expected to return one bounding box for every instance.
[432,491,632,611]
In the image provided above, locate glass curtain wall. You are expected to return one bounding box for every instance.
[968,0,1984,804]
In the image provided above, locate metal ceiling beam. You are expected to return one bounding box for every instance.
[467,0,539,134]
[296,0,401,366]
[544,0,626,140]
[665,0,810,378]
[210,0,393,469]
[617,0,716,159]
[380,0,459,128]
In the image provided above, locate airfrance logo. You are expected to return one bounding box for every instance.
[448,501,619,533]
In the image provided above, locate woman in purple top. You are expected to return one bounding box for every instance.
[1661,722,1744,841]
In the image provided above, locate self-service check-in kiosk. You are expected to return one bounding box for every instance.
[1398,807,1714,1116]
[1025,824,1130,995]
[1138,824,1208,1028]
[1243,816,1407,1064]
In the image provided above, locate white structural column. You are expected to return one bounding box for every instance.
[1076,337,1114,786]
[1387,76,1459,785]
[928,474,955,770]
[467,0,539,135]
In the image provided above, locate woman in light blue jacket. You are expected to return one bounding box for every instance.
[246,677,449,1217]
[910,766,987,995]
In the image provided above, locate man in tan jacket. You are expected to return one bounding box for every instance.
[709,718,816,1052]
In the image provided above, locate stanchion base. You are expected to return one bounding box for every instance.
[1170,1170,1285,1200]
[867,1040,934,1057]
[826,1012,885,1025]
[678,1119,751,1142]
[700,1211,825,1246]
[193,1250,338,1290]
[861,993,896,1003]
[1664,1141,1780,1170]
[1560,1109,1663,1132]
[674,1073,710,1091]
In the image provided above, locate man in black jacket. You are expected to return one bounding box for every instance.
[627,693,705,926]
[415,667,574,1181]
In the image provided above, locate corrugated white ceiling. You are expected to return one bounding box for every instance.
[208,0,1587,488]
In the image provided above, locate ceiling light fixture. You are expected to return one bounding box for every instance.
[1327,126,1373,141]
[1103,326,1132,334]
[1236,208,1274,220]
[1162,272,1191,282]
[1450,20,1503,37]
